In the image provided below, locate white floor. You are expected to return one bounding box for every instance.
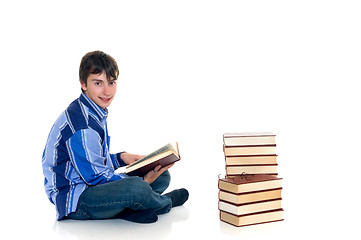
[5,175,360,240]
[4,134,361,240]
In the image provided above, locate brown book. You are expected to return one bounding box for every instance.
[224,145,277,156]
[225,155,277,166]
[223,132,276,146]
[218,175,282,194]
[220,209,284,227]
[226,164,278,175]
[226,174,279,178]
[124,142,180,177]
[219,198,282,215]
[219,188,282,204]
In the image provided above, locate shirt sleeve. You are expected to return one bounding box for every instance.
[66,128,124,185]
[110,152,127,169]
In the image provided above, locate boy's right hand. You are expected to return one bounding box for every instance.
[120,152,145,165]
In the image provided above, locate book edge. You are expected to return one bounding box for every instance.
[223,133,276,138]
[219,176,283,185]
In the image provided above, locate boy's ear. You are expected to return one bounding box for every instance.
[81,81,87,92]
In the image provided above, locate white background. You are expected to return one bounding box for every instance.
[1,0,360,239]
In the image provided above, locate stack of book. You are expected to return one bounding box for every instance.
[218,175,284,227]
[223,133,278,177]
[219,132,283,227]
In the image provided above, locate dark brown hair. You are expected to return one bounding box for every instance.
[79,51,119,88]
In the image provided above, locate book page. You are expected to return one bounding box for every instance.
[126,143,176,169]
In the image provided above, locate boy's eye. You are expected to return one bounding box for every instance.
[95,82,102,86]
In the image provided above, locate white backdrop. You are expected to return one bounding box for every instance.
[1,1,360,239]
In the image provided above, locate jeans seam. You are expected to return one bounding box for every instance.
[81,200,145,211]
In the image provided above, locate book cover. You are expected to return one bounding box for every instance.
[219,188,282,204]
[219,198,282,216]
[123,142,180,177]
[218,175,282,194]
[226,164,278,175]
[224,145,277,156]
[223,132,276,138]
[220,209,284,227]
[225,155,278,165]
[223,132,276,146]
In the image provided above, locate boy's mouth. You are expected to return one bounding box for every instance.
[99,97,112,103]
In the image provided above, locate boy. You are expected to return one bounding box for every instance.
[42,51,189,223]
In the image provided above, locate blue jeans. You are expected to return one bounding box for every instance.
[67,171,172,221]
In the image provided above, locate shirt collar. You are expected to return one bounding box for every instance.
[79,92,108,120]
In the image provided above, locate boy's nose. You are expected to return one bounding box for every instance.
[103,85,111,95]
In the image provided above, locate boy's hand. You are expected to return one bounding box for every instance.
[120,152,145,165]
[143,164,174,184]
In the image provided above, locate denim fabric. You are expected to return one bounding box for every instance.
[67,170,172,221]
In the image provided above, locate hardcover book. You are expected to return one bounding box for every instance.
[219,198,282,216]
[225,155,277,166]
[121,142,180,177]
[223,132,276,146]
[219,188,282,204]
[220,209,284,227]
[223,145,277,156]
[226,164,278,176]
[218,175,282,194]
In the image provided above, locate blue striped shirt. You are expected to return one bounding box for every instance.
[42,93,126,220]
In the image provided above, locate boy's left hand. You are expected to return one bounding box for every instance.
[120,152,145,165]
[143,163,174,184]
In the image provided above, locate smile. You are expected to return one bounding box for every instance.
[99,97,112,102]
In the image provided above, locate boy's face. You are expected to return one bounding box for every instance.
[81,71,117,109]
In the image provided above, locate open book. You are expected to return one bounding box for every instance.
[120,142,180,177]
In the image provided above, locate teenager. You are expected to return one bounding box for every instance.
[42,51,189,223]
